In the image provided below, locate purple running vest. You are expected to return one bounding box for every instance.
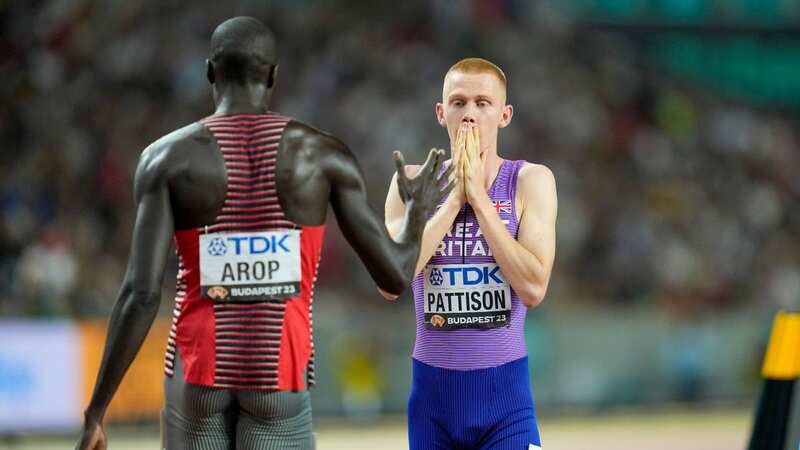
[412,159,527,370]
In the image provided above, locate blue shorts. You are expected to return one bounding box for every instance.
[408,357,542,450]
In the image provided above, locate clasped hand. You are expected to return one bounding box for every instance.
[451,122,487,206]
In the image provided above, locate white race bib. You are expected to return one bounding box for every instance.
[200,230,301,302]
[423,263,511,330]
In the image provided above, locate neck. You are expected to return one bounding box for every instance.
[213,83,271,115]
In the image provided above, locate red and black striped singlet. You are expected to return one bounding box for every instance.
[165,112,325,391]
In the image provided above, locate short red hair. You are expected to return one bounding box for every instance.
[445,58,507,90]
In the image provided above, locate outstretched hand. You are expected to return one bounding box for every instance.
[75,418,107,450]
[393,148,454,216]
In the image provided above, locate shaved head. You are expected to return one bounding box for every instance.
[209,16,277,85]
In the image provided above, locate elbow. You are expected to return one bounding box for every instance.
[379,276,408,299]
[134,290,161,312]
[518,284,547,309]
[377,287,400,301]
[119,282,161,313]
[375,263,412,299]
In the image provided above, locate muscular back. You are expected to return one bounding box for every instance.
[155,120,367,229]
[148,121,324,230]
[145,116,441,294]
[147,123,226,230]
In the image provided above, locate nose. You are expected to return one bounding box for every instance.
[462,116,476,124]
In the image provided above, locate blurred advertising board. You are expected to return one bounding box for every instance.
[0,318,171,432]
[79,319,171,423]
[0,319,82,432]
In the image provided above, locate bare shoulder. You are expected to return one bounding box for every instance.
[135,123,214,192]
[517,162,557,217]
[280,120,362,185]
[140,123,213,170]
[519,162,554,182]
[518,162,556,193]
[281,120,347,158]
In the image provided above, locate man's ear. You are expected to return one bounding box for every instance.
[498,104,514,128]
[206,59,215,84]
[435,103,446,127]
[267,64,278,88]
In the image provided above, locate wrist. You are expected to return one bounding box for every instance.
[470,193,493,217]
[84,406,104,425]
[443,193,464,211]
[403,199,427,229]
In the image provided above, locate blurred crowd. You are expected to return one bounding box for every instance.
[1,0,798,318]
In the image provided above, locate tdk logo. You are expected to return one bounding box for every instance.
[441,266,504,285]
[207,238,227,256]
[429,268,444,286]
[208,235,291,257]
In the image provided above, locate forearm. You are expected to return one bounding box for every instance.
[378,152,451,295]
[84,285,161,422]
[385,199,432,287]
[413,197,461,275]
[473,198,549,306]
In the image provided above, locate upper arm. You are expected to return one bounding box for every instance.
[517,164,558,276]
[323,137,374,227]
[324,140,388,246]
[123,145,176,294]
[320,135,412,292]
[384,165,421,238]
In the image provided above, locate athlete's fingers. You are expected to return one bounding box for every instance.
[463,142,472,174]
[438,177,456,202]
[458,143,467,180]
[93,433,107,450]
[428,148,446,179]
[459,154,468,197]
[465,126,476,161]
[76,431,91,450]
[76,423,105,450]
[460,123,469,145]
[473,127,480,161]
[459,136,468,168]
[468,126,479,162]
[454,125,467,162]
[437,161,455,184]
[393,150,409,200]
[393,150,408,180]
[435,147,446,169]
[473,126,484,163]
[469,127,481,167]
[453,155,461,185]
[453,125,465,152]
[431,148,446,177]
[429,148,438,173]
[419,147,439,175]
